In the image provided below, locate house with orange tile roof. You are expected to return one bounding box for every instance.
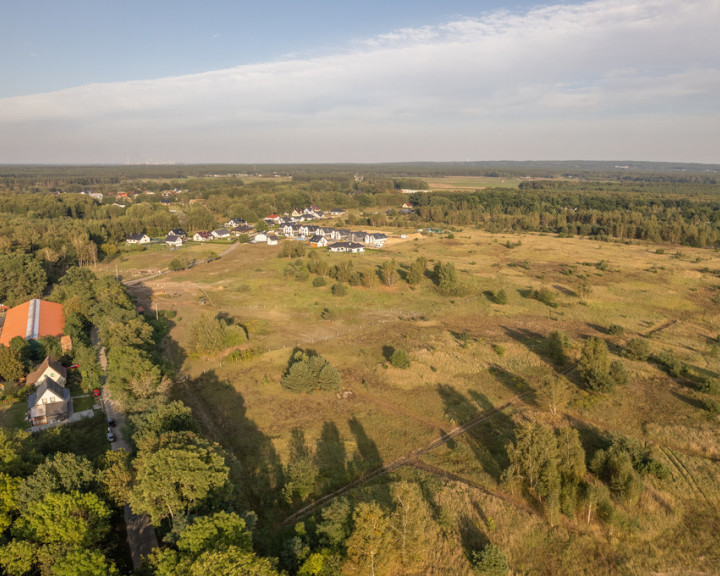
[0,299,65,346]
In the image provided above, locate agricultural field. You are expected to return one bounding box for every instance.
[425,176,525,190]
[115,228,720,574]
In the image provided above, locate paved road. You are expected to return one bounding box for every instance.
[91,326,159,570]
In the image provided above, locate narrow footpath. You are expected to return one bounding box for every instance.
[91,327,159,570]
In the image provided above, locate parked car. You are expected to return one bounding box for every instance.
[107,430,116,442]
[107,418,115,427]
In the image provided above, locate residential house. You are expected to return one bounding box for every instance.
[348,231,367,243]
[165,234,184,247]
[308,235,328,248]
[26,357,67,387]
[27,379,71,426]
[329,208,347,217]
[250,232,269,244]
[193,231,213,242]
[328,242,365,253]
[364,233,387,247]
[334,229,350,240]
[402,202,414,209]
[211,229,231,239]
[291,209,303,218]
[267,236,279,246]
[300,224,319,237]
[168,228,187,238]
[225,218,247,228]
[231,225,254,236]
[281,223,295,236]
[126,233,151,244]
[319,227,335,237]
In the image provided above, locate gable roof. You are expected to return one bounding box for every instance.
[28,378,67,407]
[126,233,148,241]
[26,356,67,386]
[0,300,65,347]
[308,235,325,243]
[165,234,182,242]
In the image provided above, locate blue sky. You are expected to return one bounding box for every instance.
[1,0,718,164]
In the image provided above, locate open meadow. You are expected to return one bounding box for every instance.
[425,176,524,190]
[114,228,720,574]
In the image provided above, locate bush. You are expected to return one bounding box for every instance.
[703,398,720,414]
[320,308,336,321]
[390,349,411,369]
[624,338,651,361]
[168,257,186,271]
[547,331,569,365]
[312,276,327,287]
[656,350,685,377]
[494,289,508,305]
[533,287,557,307]
[281,350,341,393]
[608,324,625,336]
[609,360,628,386]
[472,544,509,576]
[580,337,616,392]
[493,345,505,357]
[699,378,720,395]
[331,283,347,296]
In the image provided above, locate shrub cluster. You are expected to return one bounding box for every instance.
[281,349,341,393]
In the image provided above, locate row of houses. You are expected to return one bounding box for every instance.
[281,224,387,247]
[264,207,346,226]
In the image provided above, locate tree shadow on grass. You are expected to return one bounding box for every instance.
[348,417,391,504]
[315,421,348,493]
[670,389,707,411]
[458,513,489,561]
[488,364,537,407]
[438,384,515,482]
[183,370,284,517]
[503,326,547,359]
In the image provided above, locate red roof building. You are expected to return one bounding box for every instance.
[0,299,65,346]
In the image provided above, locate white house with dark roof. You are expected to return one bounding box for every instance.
[328,242,365,253]
[27,380,70,426]
[193,231,212,242]
[126,233,151,244]
[364,232,387,247]
[250,232,269,244]
[211,229,231,239]
[165,234,184,247]
[308,235,328,248]
[26,357,67,387]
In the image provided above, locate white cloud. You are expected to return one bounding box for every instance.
[1,0,718,163]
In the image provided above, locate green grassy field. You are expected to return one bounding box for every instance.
[0,401,27,430]
[73,396,95,412]
[114,228,720,574]
[425,176,524,190]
